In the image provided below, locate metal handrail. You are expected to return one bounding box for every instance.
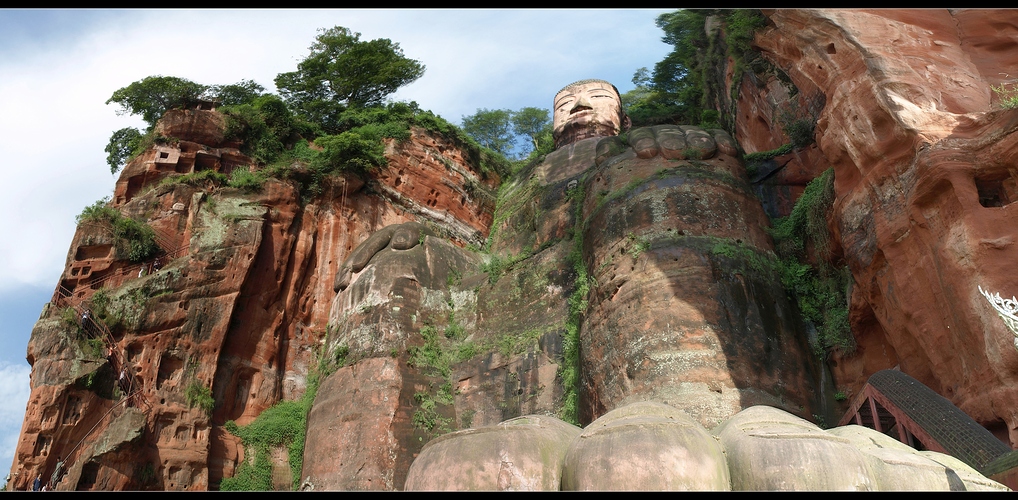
[46,307,153,490]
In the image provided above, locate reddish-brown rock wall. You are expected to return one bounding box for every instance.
[10,108,499,490]
[15,9,1018,491]
[754,8,1018,446]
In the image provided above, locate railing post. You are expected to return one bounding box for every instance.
[868,397,882,433]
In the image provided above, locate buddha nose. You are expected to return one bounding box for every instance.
[570,95,593,114]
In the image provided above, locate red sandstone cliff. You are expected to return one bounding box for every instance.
[10,8,1018,491]
[745,9,1018,445]
[9,107,500,491]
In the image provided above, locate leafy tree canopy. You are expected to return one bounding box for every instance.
[76,196,158,262]
[208,79,266,106]
[461,107,551,161]
[274,26,426,134]
[510,107,550,152]
[106,76,266,129]
[106,76,209,129]
[104,127,144,174]
[461,108,514,157]
[221,94,315,165]
[101,27,517,192]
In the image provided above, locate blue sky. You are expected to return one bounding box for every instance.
[0,8,674,478]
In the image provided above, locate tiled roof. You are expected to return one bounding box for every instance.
[868,369,1011,471]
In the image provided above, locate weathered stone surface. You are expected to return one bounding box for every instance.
[15,9,1018,491]
[11,105,501,491]
[154,109,228,147]
[373,127,499,247]
[714,405,878,490]
[308,114,824,490]
[301,358,408,491]
[827,425,1009,491]
[403,414,580,491]
[577,125,823,428]
[404,402,1008,491]
[328,227,486,359]
[57,407,146,491]
[561,401,729,491]
[312,213,570,489]
[755,8,1018,447]
[553,79,631,149]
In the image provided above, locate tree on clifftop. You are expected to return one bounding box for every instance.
[104,76,267,173]
[104,126,144,175]
[461,107,551,161]
[274,26,426,134]
[461,108,515,157]
[106,75,209,129]
[511,107,551,154]
[106,76,266,131]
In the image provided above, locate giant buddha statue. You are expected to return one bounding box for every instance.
[304,78,828,490]
[400,80,1008,491]
[507,78,825,427]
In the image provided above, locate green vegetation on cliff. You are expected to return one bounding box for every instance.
[992,80,1018,109]
[768,168,854,355]
[632,10,841,356]
[76,196,159,263]
[106,75,218,129]
[104,25,512,196]
[220,340,338,491]
[623,9,769,132]
[221,99,510,203]
[104,77,266,174]
[184,382,215,417]
[559,177,589,426]
[104,127,145,175]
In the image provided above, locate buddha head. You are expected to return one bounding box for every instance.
[552,79,631,149]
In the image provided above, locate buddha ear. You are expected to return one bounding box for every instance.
[621,114,633,133]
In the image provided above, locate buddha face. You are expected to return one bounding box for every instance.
[553,80,630,149]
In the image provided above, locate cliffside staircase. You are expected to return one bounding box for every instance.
[47,298,153,488]
[43,233,190,490]
[839,369,1018,489]
[51,228,189,306]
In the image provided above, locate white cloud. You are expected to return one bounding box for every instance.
[0,8,673,294]
[0,362,30,428]
[0,361,31,473]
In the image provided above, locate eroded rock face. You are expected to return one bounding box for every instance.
[827,425,1009,491]
[17,9,1018,491]
[715,405,878,490]
[10,109,499,491]
[155,108,228,148]
[304,88,832,488]
[754,8,1018,446]
[301,358,408,491]
[307,211,571,489]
